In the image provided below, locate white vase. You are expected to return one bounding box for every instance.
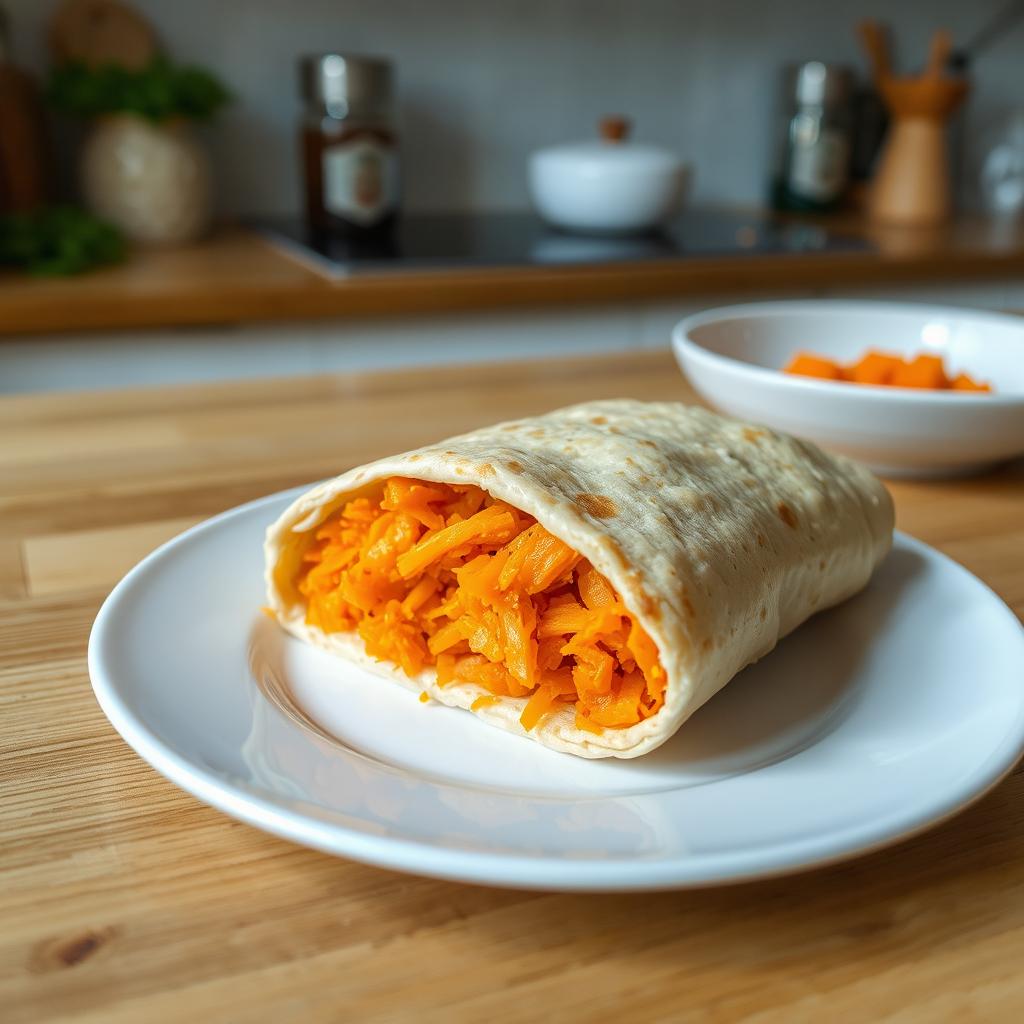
[81,114,213,245]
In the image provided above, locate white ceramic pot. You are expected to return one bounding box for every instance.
[529,119,689,235]
[81,114,213,245]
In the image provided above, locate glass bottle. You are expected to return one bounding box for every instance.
[772,62,854,213]
[300,54,399,234]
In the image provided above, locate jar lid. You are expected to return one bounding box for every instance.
[785,62,853,107]
[300,54,393,119]
[533,117,681,173]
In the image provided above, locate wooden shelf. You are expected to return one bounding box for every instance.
[4,215,1024,337]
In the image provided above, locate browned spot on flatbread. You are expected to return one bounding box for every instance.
[590,415,608,425]
[743,427,766,443]
[639,593,661,621]
[682,596,695,617]
[819,559,826,570]
[478,463,496,477]
[575,493,618,519]
[625,456,637,467]
[756,533,766,547]
[506,460,524,474]
[639,439,657,448]
[407,454,421,462]
[528,429,545,438]
[500,424,521,431]
[701,637,713,651]
[625,573,662,622]
[604,537,630,569]
[759,606,767,621]
[777,502,798,529]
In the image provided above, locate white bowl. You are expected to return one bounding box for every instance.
[672,301,1024,478]
[529,140,690,235]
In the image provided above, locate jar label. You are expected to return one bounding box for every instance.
[322,139,398,225]
[788,130,849,202]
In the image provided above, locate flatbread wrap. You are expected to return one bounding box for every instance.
[265,400,893,759]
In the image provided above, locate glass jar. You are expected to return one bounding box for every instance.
[772,62,854,213]
[300,54,398,234]
[980,110,1024,218]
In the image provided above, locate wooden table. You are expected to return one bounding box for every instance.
[4,214,1024,337]
[2,351,1022,1022]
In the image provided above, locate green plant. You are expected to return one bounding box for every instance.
[0,207,125,276]
[46,57,230,122]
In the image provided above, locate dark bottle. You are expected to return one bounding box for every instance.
[771,62,854,213]
[0,7,51,212]
[300,54,398,234]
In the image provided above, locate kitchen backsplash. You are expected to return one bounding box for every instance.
[8,0,1021,216]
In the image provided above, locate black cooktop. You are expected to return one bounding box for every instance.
[257,209,871,277]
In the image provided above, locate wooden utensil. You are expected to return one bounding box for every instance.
[50,0,158,70]
[860,20,969,227]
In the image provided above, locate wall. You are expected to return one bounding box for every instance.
[7,0,1022,217]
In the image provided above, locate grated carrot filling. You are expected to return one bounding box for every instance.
[298,477,666,733]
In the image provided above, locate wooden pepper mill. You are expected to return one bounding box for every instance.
[860,21,969,227]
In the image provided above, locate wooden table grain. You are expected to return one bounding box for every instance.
[2,351,1022,1023]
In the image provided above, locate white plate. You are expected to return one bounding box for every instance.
[673,301,1024,478]
[89,488,1024,891]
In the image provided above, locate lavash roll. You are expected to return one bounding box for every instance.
[265,400,893,759]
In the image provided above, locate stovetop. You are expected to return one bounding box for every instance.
[257,209,871,277]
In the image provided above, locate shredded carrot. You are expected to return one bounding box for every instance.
[436,652,457,685]
[574,708,605,734]
[298,478,667,734]
[471,694,502,712]
[519,684,560,732]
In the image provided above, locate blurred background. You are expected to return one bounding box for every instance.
[2,0,1023,393]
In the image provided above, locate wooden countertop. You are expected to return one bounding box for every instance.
[2,351,1022,1021]
[4,214,1024,337]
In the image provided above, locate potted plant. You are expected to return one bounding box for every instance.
[47,57,229,244]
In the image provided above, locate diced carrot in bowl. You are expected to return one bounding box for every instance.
[951,373,992,392]
[847,350,904,386]
[782,347,993,394]
[890,354,949,390]
[783,353,843,380]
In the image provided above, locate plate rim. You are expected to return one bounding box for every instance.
[88,489,1024,891]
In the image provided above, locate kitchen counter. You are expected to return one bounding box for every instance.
[2,350,1022,1021]
[4,213,1024,337]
